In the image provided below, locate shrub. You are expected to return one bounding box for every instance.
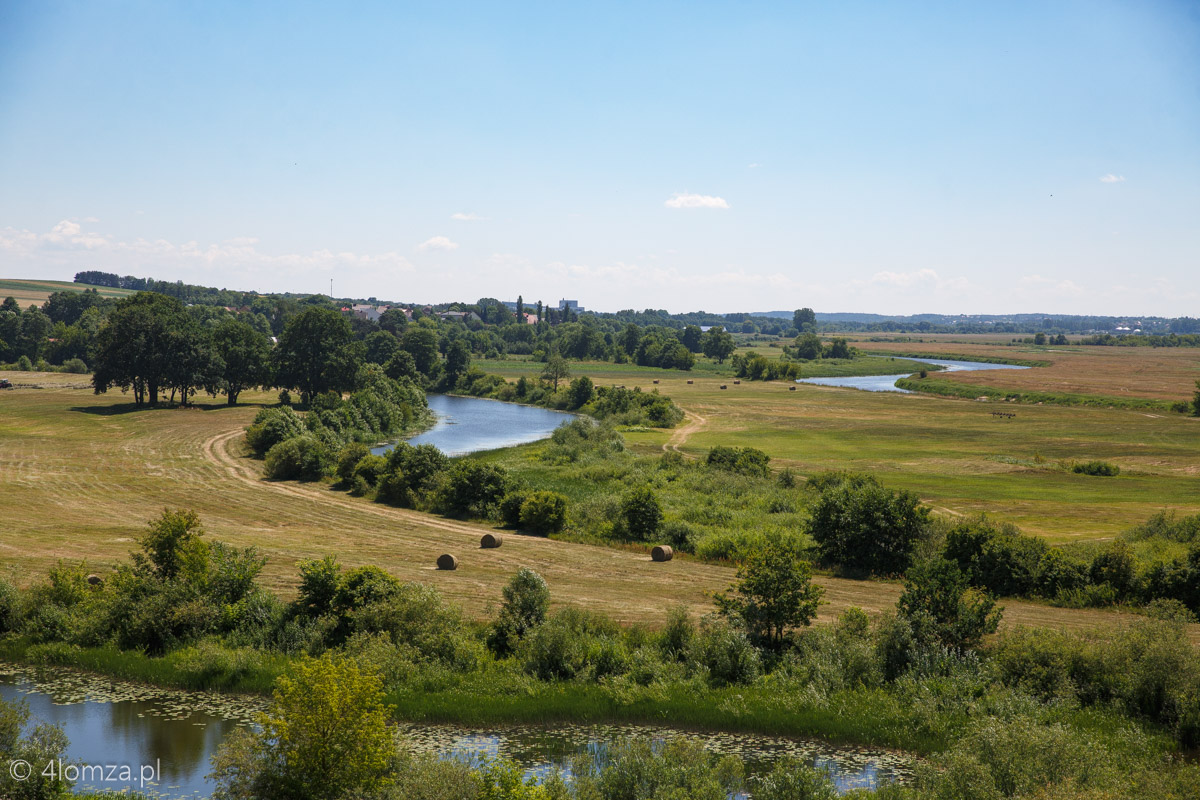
[1089,540,1138,598]
[714,537,824,650]
[519,491,568,535]
[520,607,625,681]
[661,519,699,553]
[942,516,1048,597]
[245,407,306,456]
[899,559,1002,650]
[499,491,528,528]
[438,461,511,516]
[335,442,371,483]
[705,445,771,478]
[264,436,331,481]
[687,618,761,686]
[16,355,31,371]
[351,454,387,488]
[349,583,473,667]
[749,759,837,800]
[1072,460,1120,476]
[807,474,929,575]
[619,487,662,541]
[488,568,551,656]
[61,357,88,373]
[568,738,742,800]
[659,605,695,661]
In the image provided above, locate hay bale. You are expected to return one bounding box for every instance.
[719,384,727,390]
[789,386,796,391]
[733,380,741,384]
[86,573,103,587]
[651,545,674,562]
[480,533,503,549]
[436,553,458,570]
[686,380,694,384]
[652,379,659,384]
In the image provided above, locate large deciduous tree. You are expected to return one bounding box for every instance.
[212,318,272,405]
[92,292,194,405]
[273,307,363,404]
[701,326,735,363]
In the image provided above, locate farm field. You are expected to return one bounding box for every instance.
[0,278,135,307]
[476,349,1200,542]
[1,372,1192,643]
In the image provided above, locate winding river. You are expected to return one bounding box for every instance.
[0,665,914,798]
[372,394,577,457]
[796,357,1029,393]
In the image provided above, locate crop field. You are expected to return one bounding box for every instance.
[2,371,1192,642]
[0,278,135,307]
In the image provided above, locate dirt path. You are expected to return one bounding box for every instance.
[663,410,707,455]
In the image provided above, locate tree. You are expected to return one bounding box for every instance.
[211,654,395,800]
[212,318,271,405]
[898,558,1002,650]
[399,326,440,378]
[138,508,209,582]
[519,491,568,535]
[515,295,524,320]
[620,487,662,540]
[701,326,736,363]
[793,332,823,360]
[567,375,595,409]
[92,291,194,405]
[487,567,550,656]
[363,330,401,366]
[715,538,824,650]
[541,353,570,391]
[793,307,816,332]
[825,337,852,359]
[807,475,929,575]
[680,324,703,353]
[272,307,362,404]
[1034,332,1047,345]
[1192,380,1200,417]
[443,339,471,386]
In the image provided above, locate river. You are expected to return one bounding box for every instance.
[372,394,577,457]
[0,665,914,798]
[796,357,1029,393]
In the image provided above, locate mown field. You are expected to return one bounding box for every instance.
[1,371,1192,642]
[0,278,135,307]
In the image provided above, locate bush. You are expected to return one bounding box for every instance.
[245,407,307,456]
[351,454,387,489]
[1089,540,1138,598]
[335,442,371,483]
[807,474,929,575]
[1072,460,1120,476]
[61,357,88,373]
[898,558,1002,650]
[520,607,625,681]
[16,355,31,371]
[488,568,551,656]
[942,516,1048,597]
[749,759,837,800]
[264,436,332,481]
[438,461,511,516]
[619,487,662,541]
[519,491,568,535]
[705,446,771,478]
[714,537,824,650]
[499,491,528,528]
[687,618,761,686]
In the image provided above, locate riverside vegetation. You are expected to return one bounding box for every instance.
[1,509,1199,800]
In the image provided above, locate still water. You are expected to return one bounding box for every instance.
[796,357,1029,393]
[373,394,577,457]
[1,665,914,798]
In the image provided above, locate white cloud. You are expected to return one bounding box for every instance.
[416,236,459,252]
[748,163,760,169]
[1099,173,1125,183]
[450,212,486,221]
[664,192,730,209]
[1018,274,1086,296]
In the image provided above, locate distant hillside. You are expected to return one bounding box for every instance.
[0,279,135,307]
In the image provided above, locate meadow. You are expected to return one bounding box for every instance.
[1,367,1196,643]
[0,278,135,307]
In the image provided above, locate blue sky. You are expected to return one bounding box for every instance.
[1,1,1197,314]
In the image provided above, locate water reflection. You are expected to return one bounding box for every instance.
[373,394,577,457]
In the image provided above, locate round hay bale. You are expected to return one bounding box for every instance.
[652,379,660,384]
[719,384,727,390]
[436,553,458,570]
[480,533,503,549]
[686,380,694,384]
[733,380,741,384]
[651,545,674,562]
[86,573,103,587]
[789,386,796,391]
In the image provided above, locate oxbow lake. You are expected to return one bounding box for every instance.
[372,394,577,457]
[0,665,915,798]
[796,357,1030,393]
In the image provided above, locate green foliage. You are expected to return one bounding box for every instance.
[566,375,595,409]
[749,759,837,800]
[211,654,395,800]
[245,406,307,456]
[942,515,1049,597]
[265,436,332,481]
[898,559,1002,651]
[438,461,511,516]
[704,445,771,478]
[568,738,743,800]
[488,568,551,656]
[519,491,569,535]
[688,618,761,686]
[335,441,372,483]
[0,695,73,799]
[272,307,363,404]
[701,326,736,363]
[714,537,824,650]
[139,508,209,582]
[1071,459,1120,476]
[1088,540,1137,598]
[519,607,627,681]
[807,474,929,575]
[619,486,662,541]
